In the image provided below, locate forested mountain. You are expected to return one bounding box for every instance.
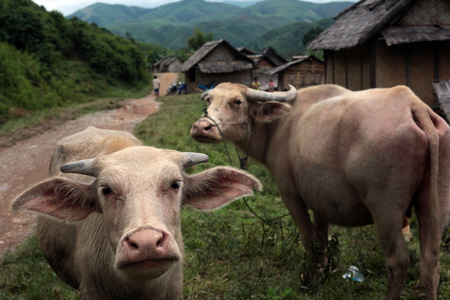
[0,0,149,122]
[247,18,335,56]
[69,0,354,56]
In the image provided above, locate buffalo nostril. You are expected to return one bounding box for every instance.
[125,237,139,250]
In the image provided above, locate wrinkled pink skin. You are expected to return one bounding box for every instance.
[191,83,450,300]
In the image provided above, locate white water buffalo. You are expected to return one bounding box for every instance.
[12,126,262,300]
[190,83,450,299]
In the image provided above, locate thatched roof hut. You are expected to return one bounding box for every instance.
[152,56,182,73]
[246,47,288,91]
[309,0,450,107]
[182,39,254,92]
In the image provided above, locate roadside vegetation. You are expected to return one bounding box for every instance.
[1,93,449,299]
[0,0,150,128]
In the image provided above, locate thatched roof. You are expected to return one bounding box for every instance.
[181,39,253,73]
[433,80,450,121]
[237,47,255,56]
[153,56,181,68]
[309,0,450,51]
[259,47,287,67]
[269,56,323,76]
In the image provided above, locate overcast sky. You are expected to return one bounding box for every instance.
[32,0,355,16]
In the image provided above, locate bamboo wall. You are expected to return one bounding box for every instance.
[279,59,324,90]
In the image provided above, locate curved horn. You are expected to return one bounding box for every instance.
[60,159,97,176]
[182,152,209,169]
[201,90,209,100]
[246,84,297,102]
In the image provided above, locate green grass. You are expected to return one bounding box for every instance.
[1,93,449,299]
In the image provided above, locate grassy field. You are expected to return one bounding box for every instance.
[1,93,450,299]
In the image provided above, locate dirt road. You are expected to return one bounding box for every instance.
[0,73,177,257]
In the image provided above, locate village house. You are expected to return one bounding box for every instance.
[269,56,325,91]
[247,47,288,91]
[181,39,254,93]
[308,0,450,108]
[151,56,182,73]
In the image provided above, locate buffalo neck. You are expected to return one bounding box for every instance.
[235,119,284,168]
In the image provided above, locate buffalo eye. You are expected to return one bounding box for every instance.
[101,186,113,196]
[170,181,180,190]
[232,99,242,107]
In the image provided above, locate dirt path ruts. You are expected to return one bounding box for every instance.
[0,73,177,257]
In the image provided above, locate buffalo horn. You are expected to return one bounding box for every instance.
[60,159,97,176]
[246,84,297,102]
[182,152,209,169]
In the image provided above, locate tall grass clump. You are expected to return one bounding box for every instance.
[1,93,449,299]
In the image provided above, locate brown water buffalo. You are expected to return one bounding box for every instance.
[190,83,450,299]
[12,126,262,300]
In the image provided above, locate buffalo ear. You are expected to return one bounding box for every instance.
[12,177,98,222]
[182,167,262,210]
[249,101,292,123]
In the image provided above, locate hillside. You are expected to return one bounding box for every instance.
[69,0,354,55]
[0,0,149,122]
[248,18,334,58]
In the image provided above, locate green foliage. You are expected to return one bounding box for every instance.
[0,0,150,123]
[186,27,214,51]
[302,25,325,48]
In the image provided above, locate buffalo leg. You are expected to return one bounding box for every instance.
[415,192,444,300]
[371,200,410,300]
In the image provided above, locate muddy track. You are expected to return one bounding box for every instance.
[0,73,177,257]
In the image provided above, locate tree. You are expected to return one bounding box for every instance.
[302,25,324,48]
[302,25,325,60]
[187,27,213,51]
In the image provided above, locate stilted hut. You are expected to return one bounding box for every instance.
[181,39,254,93]
[308,0,450,107]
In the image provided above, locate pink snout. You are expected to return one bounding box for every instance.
[190,119,219,143]
[116,227,181,278]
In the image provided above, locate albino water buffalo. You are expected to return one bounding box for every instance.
[12,126,261,300]
[190,83,450,299]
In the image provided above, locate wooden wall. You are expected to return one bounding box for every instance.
[325,40,450,106]
[325,44,371,90]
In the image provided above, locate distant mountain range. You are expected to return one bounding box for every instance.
[69,0,354,58]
